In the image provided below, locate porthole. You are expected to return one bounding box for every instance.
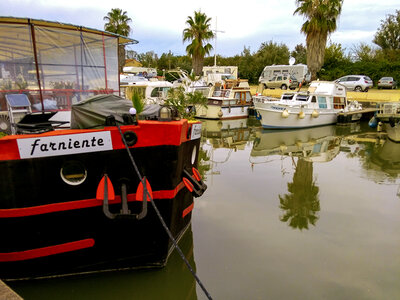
[60,161,87,185]
[191,145,197,165]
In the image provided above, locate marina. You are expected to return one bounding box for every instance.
[0,6,400,298]
[5,118,400,299]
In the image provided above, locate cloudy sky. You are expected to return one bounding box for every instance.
[1,0,398,58]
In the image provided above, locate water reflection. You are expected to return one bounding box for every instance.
[251,126,342,230]
[200,118,259,177]
[251,125,341,163]
[279,158,320,230]
[9,227,198,300]
[342,132,400,196]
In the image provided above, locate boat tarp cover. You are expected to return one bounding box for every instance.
[71,94,133,129]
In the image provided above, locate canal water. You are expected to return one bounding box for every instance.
[8,118,400,299]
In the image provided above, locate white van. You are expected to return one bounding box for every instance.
[202,66,238,86]
[259,64,311,87]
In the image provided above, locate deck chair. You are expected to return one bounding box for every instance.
[5,94,32,134]
[5,94,66,134]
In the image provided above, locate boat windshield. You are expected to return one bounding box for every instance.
[281,94,294,100]
[295,94,309,101]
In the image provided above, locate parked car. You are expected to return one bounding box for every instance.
[335,75,373,92]
[377,77,397,89]
[263,75,298,90]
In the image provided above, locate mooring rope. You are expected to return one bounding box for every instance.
[116,125,213,300]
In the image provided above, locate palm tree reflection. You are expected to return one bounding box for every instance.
[279,158,320,230]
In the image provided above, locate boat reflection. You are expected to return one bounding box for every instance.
[10,227,198,300]
[343,133,400,195]
[250,126,342,230]
[251,125,341,163]
[200,118,260,177]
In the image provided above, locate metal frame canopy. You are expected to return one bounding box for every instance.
[0,16,138,112]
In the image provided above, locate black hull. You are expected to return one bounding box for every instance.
[0,122,204,280]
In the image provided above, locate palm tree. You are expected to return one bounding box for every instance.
[183,11,214,76]
[104,8,132,73]
[294,0,343,80]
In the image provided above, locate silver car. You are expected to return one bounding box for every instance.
[335,75,373,92]
[377,77,397,89]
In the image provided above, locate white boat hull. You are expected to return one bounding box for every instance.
[195,104,250,119]
[255,103,338,129]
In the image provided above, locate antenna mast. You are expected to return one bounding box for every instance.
[213,17,225,67]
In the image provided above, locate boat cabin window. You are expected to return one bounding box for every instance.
[311,96,317,103]
[333,97,345,109]
[234,91,252,103]
[150,87,170,98]
[318,96,327,108]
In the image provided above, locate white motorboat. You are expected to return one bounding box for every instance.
[254,81,355,129]
[121,79,173,104]
[195,79,253,119]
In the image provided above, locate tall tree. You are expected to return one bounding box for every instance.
[294,0,343,80]
[104,8,132,73]
[373,10,400,50]
[183,11,214,76]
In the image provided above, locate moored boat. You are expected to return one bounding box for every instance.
[0,17,206,280]
[195,79,253,120]
[253,81,358,129]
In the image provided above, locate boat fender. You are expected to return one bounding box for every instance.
[218,110,223,118]
[123,131,137,146]
[377,121,383,132]
[298,111,305,119]
[312,110,319,118]
[368,116,378,128]
[255,111,262,120]
[281,110,289,118]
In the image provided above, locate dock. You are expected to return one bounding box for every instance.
[338,107,379,116]
[0,280,23,299]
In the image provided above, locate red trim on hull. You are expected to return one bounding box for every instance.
[0,120,196,161]
[182,203,194,218]
[0,239,95,262]
[0,182,185,218]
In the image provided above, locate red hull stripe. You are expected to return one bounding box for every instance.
[0,120,197,161]
[0,239,95,262]
[0,182,185,218]
[182,203,194,218]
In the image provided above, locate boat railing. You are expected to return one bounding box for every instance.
[377,102,400,116]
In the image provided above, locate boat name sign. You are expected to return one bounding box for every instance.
[17,131,113,159]
[191,123,202,140]
[271,106,286,111]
